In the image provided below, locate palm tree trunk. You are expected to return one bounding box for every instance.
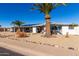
[16,26,21,32]
[4,28,6,32]
[45,14,51,37]
[14,25,15,32]
[18,26,21,32]
[14,27,15,32]
[22,27,24,32]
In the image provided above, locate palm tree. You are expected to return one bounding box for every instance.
[32,3,66,37]
[11,20,24,32]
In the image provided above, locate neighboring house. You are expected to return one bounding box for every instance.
[0,27,10,32]
[61,24,79,35]
[9,23,79,35]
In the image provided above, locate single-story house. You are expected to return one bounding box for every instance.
[0,25,11,32]
[10,23,79,35]
[10,24,44,33]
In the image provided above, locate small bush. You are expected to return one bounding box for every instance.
[15,29,27,37]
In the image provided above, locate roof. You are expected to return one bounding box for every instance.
[21,24,44,27]
[22,24,38,26]
[50,22,78,26]
[22,23,78,27]
[11,23,79,28]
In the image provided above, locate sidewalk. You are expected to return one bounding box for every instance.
[0,38,79,56]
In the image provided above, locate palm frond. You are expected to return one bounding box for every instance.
[11,20,24,27]
[32,3,66,15]
[54,3,67,8]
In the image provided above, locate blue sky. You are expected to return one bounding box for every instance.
[0,3,79,27]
